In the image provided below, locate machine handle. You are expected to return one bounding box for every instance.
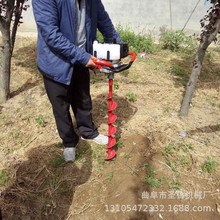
[129,51,136,62]
[92,51,136,73]
[92,59,113,68]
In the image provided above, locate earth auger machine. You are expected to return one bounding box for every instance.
[92,38,136,160]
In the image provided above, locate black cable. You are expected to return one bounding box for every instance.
[181,0,201,32]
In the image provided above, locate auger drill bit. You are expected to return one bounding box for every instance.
[104,78,117,160]
[92,47,136,161]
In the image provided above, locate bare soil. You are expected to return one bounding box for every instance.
[0,37,219,220]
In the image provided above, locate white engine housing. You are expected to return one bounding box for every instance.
[93,41,120,61]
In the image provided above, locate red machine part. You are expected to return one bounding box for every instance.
[105,79,117,160]
[92,52,136,160]
[92,59,113,71]
[129,51,136,62]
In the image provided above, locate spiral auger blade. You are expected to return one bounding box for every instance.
[92,51,136,161]
[104,79,117,160]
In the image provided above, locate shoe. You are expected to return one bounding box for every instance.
[81,134,108,145]
[63,148,76,162]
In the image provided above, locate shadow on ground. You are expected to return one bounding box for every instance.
[10,78,41,98]
[188,124,220,135]
[0,142,92,219]
[10,42,40,98]
[170,49,220,89]
[13,42,38,75]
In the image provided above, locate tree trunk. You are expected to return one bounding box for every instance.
[0,28,12,103]
[0,0,15,103]
[180,19,220,116]
[11,0,24,53]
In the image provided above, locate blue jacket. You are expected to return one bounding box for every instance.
[32,0,120,85]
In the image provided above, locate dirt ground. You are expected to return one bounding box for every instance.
[0,37,219,220]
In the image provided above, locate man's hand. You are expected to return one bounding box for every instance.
[85,55,97,68]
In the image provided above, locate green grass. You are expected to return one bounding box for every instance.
[54,142,63,148]
[91,144,106,166]
[209,99,218,107]
[202,158,218,174]
[0,170,10,186]
[167,159,177,172]
[130,168,136,175]
[96,30,104,43]
[51,155,65,167]
[143,163,164,188]
[116,25,155,54]
[124,153,130,158]
[167,178,181,190]
[145,176,164,188]
[113,81,119,89]
[120,69,129,77]
[171,63,189,86]
[143,162,181,189]
[35,116,47,127]
[217,124,220,131]
[160,142,195,190]
[90,74,100,84]
[164,106,171,113]
[97,156,105,166]
[97,25,159,54]
[160,30,196,52]
[162,144,176,157]
[115,139,124,148]
[75,154,86,163]
[177,155,190,166]
[179,143,194,152]
[108,172,114,181]
[162,143,193,172]
[56,183,68,196]
[126,92,137,102]
[162,143,193,158]
[51,172,61,186]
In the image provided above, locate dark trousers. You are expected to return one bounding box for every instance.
[42,66,99,148]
